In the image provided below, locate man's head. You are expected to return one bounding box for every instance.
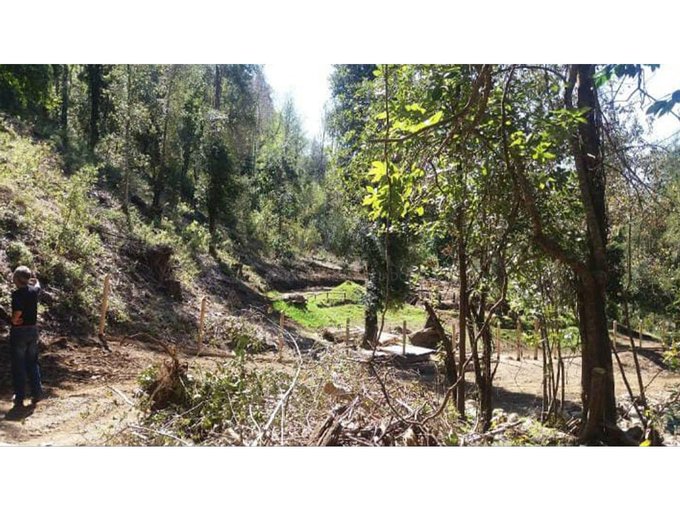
[13,266,33,287]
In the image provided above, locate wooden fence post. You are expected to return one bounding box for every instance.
[516,319,522,361]
[612,320,618,352]
[279,313,285,355]
[496,320,501,358]
[662,321,668,348]
[639,320,643,350]
[402,320,407,356]
[98,274,111,340]
[197,296,207,353]
[534,318,539,360]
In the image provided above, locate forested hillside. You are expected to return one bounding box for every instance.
[1,64,679,446]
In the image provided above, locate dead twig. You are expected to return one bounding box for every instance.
[107,385,135,407]
[128,424,192,446]
[251,314,303,446]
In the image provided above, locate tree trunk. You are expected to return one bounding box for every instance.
[123,65,131,219]
[208,211,217,257]
[456,210,468,418]
[60,64,69,153]
[568,64,617,430]
[86,64,103,150]
[214,65,222,110]
[576,271,616,425]
[363,306,378,350]
[468,295,494,432]
[362,259,379,349]
[480,319,493,430]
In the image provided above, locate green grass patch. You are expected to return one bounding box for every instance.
[312,280,365,307]
[273,298,427,331]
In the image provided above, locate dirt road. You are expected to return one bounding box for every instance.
[0,338,162,445]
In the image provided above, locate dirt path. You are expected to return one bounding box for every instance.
[0,338,170,446]
[491,332,680,417]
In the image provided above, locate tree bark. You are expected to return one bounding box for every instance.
[568,65,617,425]
[456,210,468,418]
[362,259,379,349]
[123,65,131,218]
[60,64,69,153]
[576,272,616,424]
[214,65,222,110]
[86,64,103,150]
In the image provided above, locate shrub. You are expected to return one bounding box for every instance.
[181,220,210,253]
[6,240,34,268]
[137,357,290,445]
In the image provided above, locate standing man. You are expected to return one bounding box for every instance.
[3,266,43,411]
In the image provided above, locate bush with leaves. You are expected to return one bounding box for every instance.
[136,357,291,445]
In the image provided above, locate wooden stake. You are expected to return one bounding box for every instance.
[496,320,501,358]
[662,321,668,348]
[346,317,350,344]
[638,321,643,350]
[198,296,207,353]
[402,320,407,356]
[612,320,617,353]
[516,319,522,361]
[98,274,111,340]
[279,313,285,354]
[533,318,539,360]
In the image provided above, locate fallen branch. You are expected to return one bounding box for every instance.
[107,385,135,407]
[462,420,523,444]
[251,314,303,446]
[128,424,192,446]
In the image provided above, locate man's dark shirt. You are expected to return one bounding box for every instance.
[11,284,40,327]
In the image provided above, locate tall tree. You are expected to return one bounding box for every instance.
[86,64,104,150]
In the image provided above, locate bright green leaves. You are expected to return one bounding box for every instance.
[550,107,589,127]
[405,103,426,114]
[388,110,444,135]
[509,106,588,165]
[367,160,387,182]
[363,161,425,222]
[532,137,556,164]
[509,130,528,157]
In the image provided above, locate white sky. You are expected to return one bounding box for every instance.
[263,64,680,145]
[631,64,680,144]
[263,63,333,140]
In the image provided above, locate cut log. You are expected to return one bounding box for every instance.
[378,331,401,346]
[281,293,307,306]
[436,300,456,310]
[322,328,338,342]
[409,327,440,349]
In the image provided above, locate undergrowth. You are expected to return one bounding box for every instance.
[134,355,292,445]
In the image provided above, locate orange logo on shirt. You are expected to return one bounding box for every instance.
[11,311,23,326]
